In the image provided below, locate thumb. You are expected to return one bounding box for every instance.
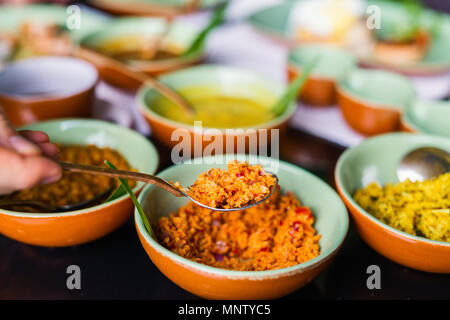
[0,148,62,195]
[0,107,41,156]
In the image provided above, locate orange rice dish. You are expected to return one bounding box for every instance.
[175,161,277,209]
[156,188,321,271]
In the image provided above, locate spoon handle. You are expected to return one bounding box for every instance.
[0,200,58,212]
[59,162,183,197]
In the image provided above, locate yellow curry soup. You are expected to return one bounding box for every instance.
[148,85,278,128]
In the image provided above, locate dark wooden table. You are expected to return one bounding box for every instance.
[1,0,449,300]
[0,128,448,300]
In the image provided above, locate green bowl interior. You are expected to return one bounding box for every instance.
[289,45,356,80]
[9,119,159,216]
[138,64,295,130]
[248,1,293,36]
[80,17,202,59]
[336,132,450,245]
[403,100,450,137]
[0,4,108,43]
[136,154,349,277]
[339,69,416,109]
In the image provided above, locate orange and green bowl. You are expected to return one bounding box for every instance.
[135,155,349,299]
[335,133,450,273]
[0,119,159,247]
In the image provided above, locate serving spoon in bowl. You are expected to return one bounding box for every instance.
[397,147,450,182]
[0,186,115,213]
[58,162,279,212]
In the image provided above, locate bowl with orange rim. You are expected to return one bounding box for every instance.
[337,68,416,135]
[0,119,158,247]
[287,45,356,106]
[401,100,450,138]
[135,155,348,299]
[79,17,205,90]
[335,133,450,273]
[0,57,98,126]
[86,0,225,19]
[137,64,297,154]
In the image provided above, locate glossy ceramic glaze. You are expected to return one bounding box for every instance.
[337,69,416,135]
[248,0,450,75]
[80,18,204,89]
[0,119,159,247]
[287,45,356,106]
[135,155,349,299]
[401,100,450,137]
[335,133,450,273]
[0,57,98,126]
[137,65,296,153]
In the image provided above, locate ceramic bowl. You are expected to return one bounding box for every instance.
[80,17,204,89]
[337,69,416,135]
[86,0,225,19]
[137,64,296,153]
[0,57,98,126]
[135,155,349,299]
[401,100,450,138]
[0,119,159,247]
[335,133,450,273]
[287,45,356,106]
[357,0,450,75]
[0,4,108,44]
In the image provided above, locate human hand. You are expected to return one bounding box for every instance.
[0,109,62,195]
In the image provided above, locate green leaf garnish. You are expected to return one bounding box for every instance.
[271,55,320,116]
[104,160,152,234]
[182,1,228,57]
[105,184,127,202]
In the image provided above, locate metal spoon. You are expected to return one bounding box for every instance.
[59,162,279,212]
[0,186,115,212]
[397,147,450,182]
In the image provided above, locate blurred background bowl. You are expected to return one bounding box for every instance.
[248,0,450,76]
[335,133,450,273]
[87,0,226,19]
[287,45,356,106]
[337,69,416,135]
[0,119,159,247]
[80,17,205,90]
[135,155,349,299]
[0,56,98,126]
[401,100,450,138]
[0,4,108,45]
